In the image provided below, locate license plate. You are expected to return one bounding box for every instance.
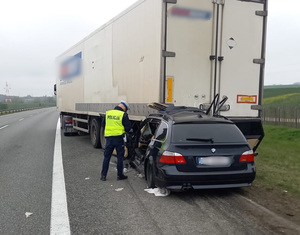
[197,156,230,166]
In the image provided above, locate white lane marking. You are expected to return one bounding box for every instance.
[50,119,71,235]
[0,125,8,130]
[19,118,24,121]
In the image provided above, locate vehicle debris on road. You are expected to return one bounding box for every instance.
[144,188,170,197]
[115,188,124,192]
[25,212,33,218]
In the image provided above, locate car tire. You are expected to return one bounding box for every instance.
[146,160,155,188]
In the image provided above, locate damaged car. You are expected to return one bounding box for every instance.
[127,105,259,191]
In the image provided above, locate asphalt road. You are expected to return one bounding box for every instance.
[0,107,58,235]
[0,107,288,234]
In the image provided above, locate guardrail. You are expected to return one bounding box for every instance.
[0,107,41,115]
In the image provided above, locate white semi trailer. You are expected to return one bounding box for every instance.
[56,0,267,151]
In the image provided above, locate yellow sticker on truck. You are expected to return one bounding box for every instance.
[237,95,257,104]
[166,77,173,103]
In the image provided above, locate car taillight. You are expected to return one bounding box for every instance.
[159,151,186,164]
[65,119,72,124]
[239,150,254,163]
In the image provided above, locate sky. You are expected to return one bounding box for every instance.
[0,0,299,97]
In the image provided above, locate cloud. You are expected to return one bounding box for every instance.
[0,0,137,96]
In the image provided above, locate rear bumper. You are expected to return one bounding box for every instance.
[154,165,256,190]
[64,124,77,133]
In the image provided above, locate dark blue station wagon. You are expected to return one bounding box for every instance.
[129,106,261,190]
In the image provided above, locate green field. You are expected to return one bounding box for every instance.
[263,93,300,107]
[264,85,300,98]
[263,85,300,107]
[256,125,300,197]
[257,85,300,197]
[0,96,56,112]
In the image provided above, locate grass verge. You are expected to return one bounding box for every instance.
[255,125,300,197]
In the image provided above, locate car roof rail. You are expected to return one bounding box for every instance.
[149,113,164,118]
[148,102,171,111]
[159,106,204,115]
[213,114,229,120]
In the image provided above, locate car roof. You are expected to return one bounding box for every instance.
[149,106,233,125]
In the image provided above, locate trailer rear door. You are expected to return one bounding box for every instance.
[218,0,265,117]
[163,0,266,118]
[164,0,214,107]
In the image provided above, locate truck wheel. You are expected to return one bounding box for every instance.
[146,161,155,188]
[100,125,106,149]
[60,114,63,129]
[90,118,101,148]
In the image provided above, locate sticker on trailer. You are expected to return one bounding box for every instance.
[60,52,82,82]
[237,95,257,104]
[169,6,212,20]
[166,77,174,103]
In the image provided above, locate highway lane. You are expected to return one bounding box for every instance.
[0,107,59,235]
[62,130,274,234]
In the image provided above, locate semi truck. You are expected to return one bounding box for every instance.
[56,0,267,152]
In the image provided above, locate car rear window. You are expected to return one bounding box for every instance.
[171,123,246,144]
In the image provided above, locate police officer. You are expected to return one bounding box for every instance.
[100,100,131,181]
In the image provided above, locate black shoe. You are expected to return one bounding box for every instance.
[100,176,106,181]
[117,175,128,180]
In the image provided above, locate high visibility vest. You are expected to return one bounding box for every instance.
[104,110,125,137]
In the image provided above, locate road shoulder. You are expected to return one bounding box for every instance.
[237,182,300,234]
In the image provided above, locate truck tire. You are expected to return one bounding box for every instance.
[100,125,106,150]
[90,118,101,148]
[60,114,63,129]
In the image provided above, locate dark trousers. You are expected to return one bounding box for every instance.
[101,136,125,178]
